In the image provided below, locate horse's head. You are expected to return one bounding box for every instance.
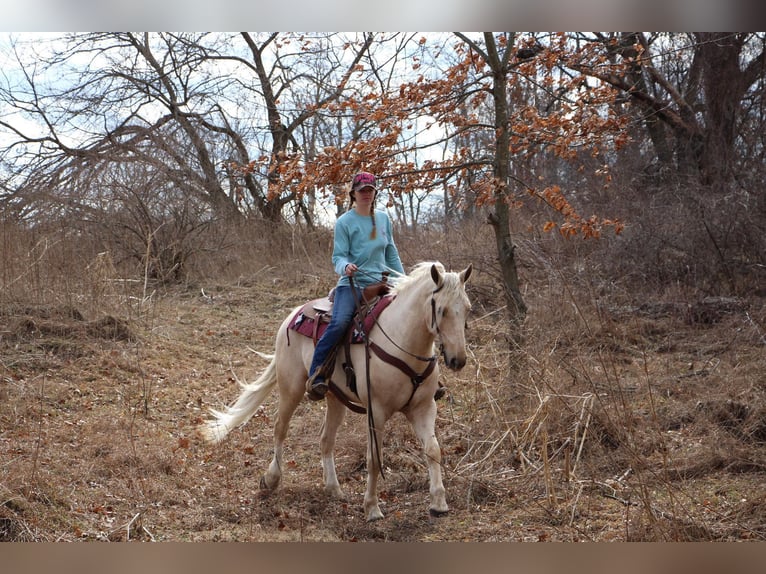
[429,262,472,370]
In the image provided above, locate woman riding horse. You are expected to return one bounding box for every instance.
[306,171,405,401]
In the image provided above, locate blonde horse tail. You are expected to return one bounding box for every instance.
[198,357,278,445]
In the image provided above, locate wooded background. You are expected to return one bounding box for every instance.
[2,32,764,310]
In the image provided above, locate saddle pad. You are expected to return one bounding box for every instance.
[288,295,394,343]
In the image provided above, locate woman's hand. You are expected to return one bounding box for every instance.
[344,263,358,276]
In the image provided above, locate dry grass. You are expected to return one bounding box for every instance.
[2,220,765,541]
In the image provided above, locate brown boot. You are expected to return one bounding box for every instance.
[306,376,328,401]
[434,382,447,401]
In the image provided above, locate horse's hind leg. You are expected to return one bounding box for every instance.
[261,368,305,491]
[406,401,448,517]
[320,396,346,498]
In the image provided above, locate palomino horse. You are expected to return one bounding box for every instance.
[199,261,472,521]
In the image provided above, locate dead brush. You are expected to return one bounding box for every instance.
[527,272,746,540]
[1,215,764,541]
[0,491,37,542]
[513,391,595,505]
[445,257,757,540]
[442,315,611,538]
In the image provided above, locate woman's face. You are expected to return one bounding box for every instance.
[354,186,375,208]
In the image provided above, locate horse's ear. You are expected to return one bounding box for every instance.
[460,264,473,284]
[430,263,443,288]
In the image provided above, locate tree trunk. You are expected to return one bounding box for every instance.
[696,33,747,191]
[484,33,528,324]
[488,201,527,322]
[617,34,675,175]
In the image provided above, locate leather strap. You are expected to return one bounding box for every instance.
[328,380,366,414]
[368,340,436,386]
[312,311,327,345]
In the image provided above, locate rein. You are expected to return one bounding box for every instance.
[349,275,384,479]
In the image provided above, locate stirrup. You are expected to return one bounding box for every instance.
[306,377,328,401]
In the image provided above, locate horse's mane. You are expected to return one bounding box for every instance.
[390,261,439,295]
[390,261,452,297]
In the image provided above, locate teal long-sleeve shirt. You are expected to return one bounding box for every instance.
[332,209,405,288]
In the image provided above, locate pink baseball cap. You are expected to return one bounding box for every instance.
[351,172,377,193]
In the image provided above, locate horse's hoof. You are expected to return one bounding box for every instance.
[429,508,449,518]
[366,509,385,522]
[324,485,345,499]
[259,476,274,491]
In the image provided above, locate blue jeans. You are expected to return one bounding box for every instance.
[308,285,361,380]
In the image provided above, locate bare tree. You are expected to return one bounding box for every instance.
[0,33,378,227]
[568,32,766,190]
[232,32,374,223]
[1,33,244,222]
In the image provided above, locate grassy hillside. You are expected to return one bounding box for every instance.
[1,220,765,541]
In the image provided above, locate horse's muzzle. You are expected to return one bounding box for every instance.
[444,354,466,371]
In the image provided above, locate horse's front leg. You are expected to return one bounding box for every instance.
[407,400,448,517]
[320,396,346,498]
[363,410,387,521]
[363,435,385,521]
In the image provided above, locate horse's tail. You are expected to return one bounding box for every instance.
[198,357,278,445]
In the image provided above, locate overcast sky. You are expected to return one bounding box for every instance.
[0,0,754,31]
